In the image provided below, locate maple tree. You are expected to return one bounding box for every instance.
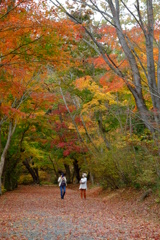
[50,0,160,133]
[45,0,160,188]
[0,0,79,194]
[43,74,90,182]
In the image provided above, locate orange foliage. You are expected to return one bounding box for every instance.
[0,0,79,122]
[100,74,124,93]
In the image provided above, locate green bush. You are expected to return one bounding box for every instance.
[1,185,7,194]
[135,170,156,187]
[89,139,159,190]
[18,170,49,185]
[18,174,33,185]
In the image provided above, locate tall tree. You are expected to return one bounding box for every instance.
[0,0,77,194]
[49,0,160,133]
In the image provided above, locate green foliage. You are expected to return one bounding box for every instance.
[18,174,33,185]
[18,170,48,185]
[132,117,147,136]
[136,169,156,187]
[1,185,7,194]
[2,0,160,194]
[40,181,54,185]
[88,135,159,190]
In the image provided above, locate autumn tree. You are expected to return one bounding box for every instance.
[49,0,160,134]
[45,0,160,187]
[0,0,79,194]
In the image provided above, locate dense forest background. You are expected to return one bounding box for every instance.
[1,0,160,196]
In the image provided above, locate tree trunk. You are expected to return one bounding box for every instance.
[98,111,110,149]
[2,157,19,191]
[54,0,159,133]
[107,0,156,132]
[64,164,71,183]
[146,0,160,114]
[109,0,160,131]
[72,96,100,153]
[0,121,16,195]
[49,156,59,179]
[23,158,40,184]
[89,171,94,185]
[131,90,154,132]
[73,158,81,182]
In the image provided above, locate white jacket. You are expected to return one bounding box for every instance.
[79,177,87,189]
[58,176,67,187]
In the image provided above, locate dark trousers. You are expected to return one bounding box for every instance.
[60,185,66,199]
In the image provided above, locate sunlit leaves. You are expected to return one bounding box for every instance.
[75,76,116,113]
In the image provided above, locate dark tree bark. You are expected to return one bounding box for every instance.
[0,121,16,195]
[73,158,81,182]
[64,164,71,183]
[49,156,59,179]
[2,156,19,191]
[98,111,110,150]
[23,158,40,184]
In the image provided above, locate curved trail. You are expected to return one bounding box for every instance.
[0,185,160,239]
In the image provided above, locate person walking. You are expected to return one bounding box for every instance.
[58,173,67,199]
[79,173,87,199]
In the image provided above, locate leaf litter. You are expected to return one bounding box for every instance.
[0,185,160,239]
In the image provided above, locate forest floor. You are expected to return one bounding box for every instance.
[0,185,160,240]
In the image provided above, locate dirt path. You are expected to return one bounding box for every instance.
[0,185,160,240]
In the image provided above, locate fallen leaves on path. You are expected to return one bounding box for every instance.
[0,185,160,239]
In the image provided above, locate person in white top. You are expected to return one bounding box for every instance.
[79,173,87,199]
[58,173,67,199]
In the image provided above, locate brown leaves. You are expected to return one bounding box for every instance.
[0,185,160,239]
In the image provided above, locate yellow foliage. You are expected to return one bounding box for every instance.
[75,76,93,90]
[22,141,46,160]
[122,99,128,105]
[68,123,76,130]
[35,110,46,116]
[75,76,116,113]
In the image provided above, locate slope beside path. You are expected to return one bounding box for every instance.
[0,185,160,240]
